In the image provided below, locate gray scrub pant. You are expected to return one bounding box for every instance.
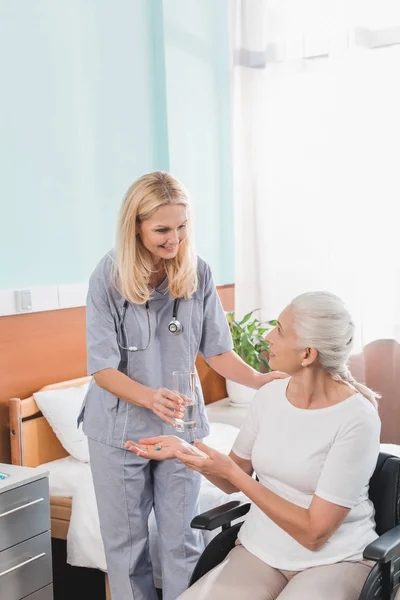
[88,438,204,600]
[178,544,378,600]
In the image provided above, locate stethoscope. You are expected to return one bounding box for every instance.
[117,298,183,352]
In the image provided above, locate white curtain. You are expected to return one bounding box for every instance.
[231,0,400,441]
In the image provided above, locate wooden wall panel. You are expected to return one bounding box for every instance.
[349,340,400,445]
[216,284,234,312]
[0,285,235,463]
[0,308,87,462]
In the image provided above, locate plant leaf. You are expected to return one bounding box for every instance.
[227,308,273,373]
[239,310,256,325]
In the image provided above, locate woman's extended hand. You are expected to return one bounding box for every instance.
[147,388,185,426]
[174,440,237,480]
[125,435,208,461]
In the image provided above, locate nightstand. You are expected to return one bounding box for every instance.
[0,463,53,600]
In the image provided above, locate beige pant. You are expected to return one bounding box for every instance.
[178,544,375,600]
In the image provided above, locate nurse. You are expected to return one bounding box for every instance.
[79,171,285,600]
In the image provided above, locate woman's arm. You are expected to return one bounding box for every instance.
[207,350,287,389]
[175,442,349,551]
[228,466,349,551]
[201,451,254,494]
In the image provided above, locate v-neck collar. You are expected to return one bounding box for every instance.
[151,276,169,297]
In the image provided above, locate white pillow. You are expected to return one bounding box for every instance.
[34,383,90,463]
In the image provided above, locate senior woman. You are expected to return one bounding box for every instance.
[126,291,381,600]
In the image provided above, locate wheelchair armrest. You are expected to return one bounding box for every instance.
[363,525,400,563]
[191,501,251,531]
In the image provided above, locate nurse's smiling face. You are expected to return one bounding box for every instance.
[138,204,189,263]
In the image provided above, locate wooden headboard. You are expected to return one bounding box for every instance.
[0,284,234,463]
[9,376,90,467]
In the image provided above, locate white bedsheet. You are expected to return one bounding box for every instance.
[35,422,246,588]
[37,455,87,497]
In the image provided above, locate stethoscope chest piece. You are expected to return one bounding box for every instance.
[168,298,183,335]
[168,318,183,335]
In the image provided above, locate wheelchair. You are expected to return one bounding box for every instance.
[189,452,400,600]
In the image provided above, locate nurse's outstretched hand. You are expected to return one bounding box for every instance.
[148,388,185,426]
[124,435,208,461]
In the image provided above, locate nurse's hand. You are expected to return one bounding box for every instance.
[255,371,289,389]
[124,435,208,461]
[147,388,185,427]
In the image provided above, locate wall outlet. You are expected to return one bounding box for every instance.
[15,289,32,312]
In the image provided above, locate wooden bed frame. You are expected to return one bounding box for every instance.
[8,362,227,600]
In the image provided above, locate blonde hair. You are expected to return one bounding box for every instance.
[114,171,198,304]
[291,291,380,408]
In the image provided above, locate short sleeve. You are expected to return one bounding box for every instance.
[86,282,121,375]
[231,395,262,460]
[315,406,381,508]
[198,265,233,359]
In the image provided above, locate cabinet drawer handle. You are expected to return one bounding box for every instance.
[0,553,46,577]
[0,497,44,518]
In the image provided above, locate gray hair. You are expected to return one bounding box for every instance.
[291,291,379,408]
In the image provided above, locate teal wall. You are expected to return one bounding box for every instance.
[162,0,234,284]
[0,0,233,289]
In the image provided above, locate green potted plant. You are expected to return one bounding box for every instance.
[226,309,276,406]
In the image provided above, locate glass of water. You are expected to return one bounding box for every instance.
[172,371,196,432]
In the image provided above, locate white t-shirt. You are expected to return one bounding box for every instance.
[232,378,381,570]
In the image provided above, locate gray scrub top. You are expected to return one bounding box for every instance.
[81,252,233,448]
